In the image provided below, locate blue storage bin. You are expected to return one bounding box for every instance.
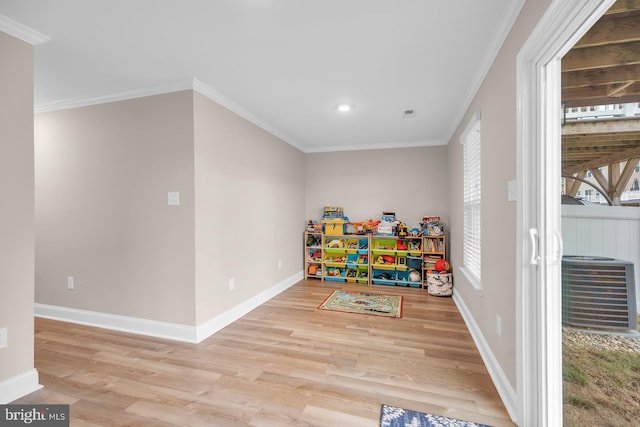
[346,253,358,267]
[358,238,369,253]
[372,269,397,286]
[396,270,410,287]
[407,255,422,270]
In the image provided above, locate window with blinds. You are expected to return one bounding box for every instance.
[461,114,481,286]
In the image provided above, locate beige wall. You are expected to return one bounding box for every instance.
[35,92,197,325]
[0,33,35,381]
[447,0,553,390]
[34,89,306,329]
[305,146,449,229]
[193,92,306,324]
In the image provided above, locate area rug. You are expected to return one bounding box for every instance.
[380,404,492,427]
[317,290,402,318]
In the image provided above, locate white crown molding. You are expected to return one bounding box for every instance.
[191,78,306,152]
[0,369,42,404]
[0,14,50,45]
[453,290,518,424]
[34,79,194,114]
[304,139,446,154]
[444,0,526,144]
[33,76,308,153]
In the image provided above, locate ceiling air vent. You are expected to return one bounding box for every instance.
[562,256,637,331]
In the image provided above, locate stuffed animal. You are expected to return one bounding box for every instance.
[409,269,421,282]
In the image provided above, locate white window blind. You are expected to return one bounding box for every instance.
[462,116,481,285]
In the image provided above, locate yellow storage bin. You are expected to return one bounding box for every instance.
[324,219,347,236]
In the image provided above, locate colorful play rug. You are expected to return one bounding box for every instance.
[380,405,492,427]
[317,290,402,318]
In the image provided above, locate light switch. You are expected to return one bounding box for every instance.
[168,192,180,206]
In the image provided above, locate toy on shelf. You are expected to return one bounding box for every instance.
[323,206,344,219]
[375,255,395,265]
[349,219,380,234]
[409,227,423,237]
[306,234,321,247]
[327,239,346,248]
[306,250,322,262]
[396,222,408,237]
[435,259,451,273]
[326,267,344,277]
[307,220,323,233]
[421,216,444,236]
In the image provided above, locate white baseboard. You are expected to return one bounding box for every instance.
[0,369,42,404]
[34,271,304,344]
[35,303,199,343]
[452,289,518,424]
[196,271,303,342]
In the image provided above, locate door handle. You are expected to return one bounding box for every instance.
[529,228,540,265]
[549,229,563,264]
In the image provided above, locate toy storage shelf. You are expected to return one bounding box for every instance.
[371,235,423,288]
[304,232,443,288]
[304,231,324,280]
[422,235,447,289]
[322,234,370,284]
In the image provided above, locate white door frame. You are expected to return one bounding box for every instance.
[515,0,615,425]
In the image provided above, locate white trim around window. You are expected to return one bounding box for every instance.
[460,112,482,295]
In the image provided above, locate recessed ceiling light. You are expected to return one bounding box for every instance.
[337,104,352,113]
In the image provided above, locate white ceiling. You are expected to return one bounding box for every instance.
[0,0,522,153]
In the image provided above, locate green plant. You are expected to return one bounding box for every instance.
[563,362,588,386]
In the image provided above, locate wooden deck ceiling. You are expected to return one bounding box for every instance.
[561,0,640,194]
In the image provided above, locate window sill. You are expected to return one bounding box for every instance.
[459,266,483,297]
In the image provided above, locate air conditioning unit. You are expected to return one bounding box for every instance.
[562,256,637,331]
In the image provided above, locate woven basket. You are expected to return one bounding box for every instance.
[427,273,453,296]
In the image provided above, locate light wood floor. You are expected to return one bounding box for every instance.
[15,280,515,426]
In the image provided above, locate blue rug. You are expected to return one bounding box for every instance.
[380,405,492,427]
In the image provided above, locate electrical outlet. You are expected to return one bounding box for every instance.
[278,259,283,270]
[496,315,502,337]
[229,278,235,291]
[67,276,74,290]
[0,327,7,349]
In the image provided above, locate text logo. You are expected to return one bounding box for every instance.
[1,405,69,426]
